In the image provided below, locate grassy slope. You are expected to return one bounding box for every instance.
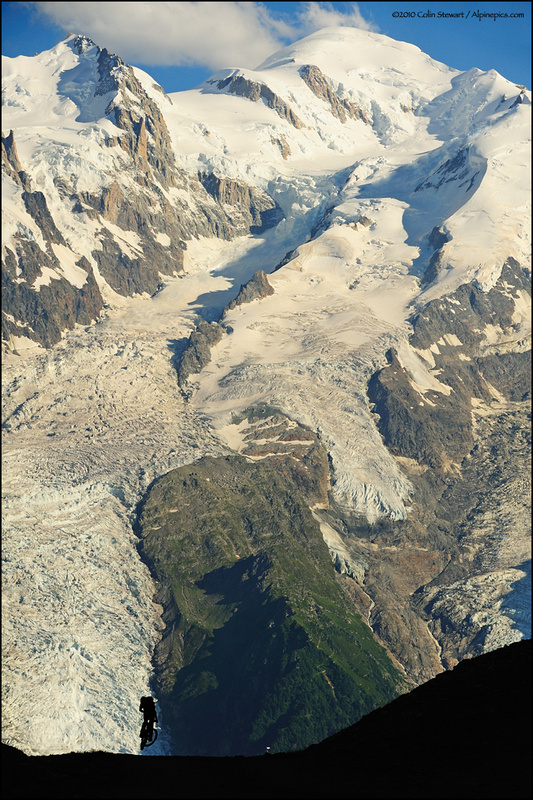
[138,454,407,755]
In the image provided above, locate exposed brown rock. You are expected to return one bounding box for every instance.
[177,320,225,387]
[177,270,276,388]
[1,130,31,191]
[1,243,104,349]
[232,406,331,507]
[216,73,304,129]
[223,270,274,314]
[299,65,370,124]
[22,191,67,246]
[198,173,284,235]
[271,134,291,159]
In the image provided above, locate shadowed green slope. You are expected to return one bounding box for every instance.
[138,454,407,755]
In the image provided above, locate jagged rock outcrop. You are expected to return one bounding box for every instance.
[421,226,453,287]
[215,72,304,128]
[22,190,67,246]
[299,64,370,123]
[223,270,274,313]
[271,134,291,159]
[1,130,31,191]
[368,345,472,468]
[2,35,188,347]
[2,253,104,350]
[198,174,284,235]
[413,258,530,354]
[178,271,276,387]
[177,320,225,387]
[414,146,484,195]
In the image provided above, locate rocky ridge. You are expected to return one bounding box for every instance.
[2,36,285,351]
[299,64,370,124]
[2,640,530,799]
[214,72,305,129]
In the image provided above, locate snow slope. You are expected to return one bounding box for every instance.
[162,27,530,292]
[161,28,530,519]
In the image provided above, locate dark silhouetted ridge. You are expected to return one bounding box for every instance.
[2,639,530,799]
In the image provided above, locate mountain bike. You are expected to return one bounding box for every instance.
[140,719,159,750]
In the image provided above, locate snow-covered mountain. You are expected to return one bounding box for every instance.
[2,28,530,757]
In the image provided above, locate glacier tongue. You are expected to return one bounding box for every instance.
[1,302,230,756]
[2,478,163,756]
[191,206,420,522]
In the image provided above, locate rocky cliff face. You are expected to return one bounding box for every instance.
[177,320,225,387]
[360,258,531,675]
[197,174,285,236]
[177,270,275,387]
[2,128,31,190]
[299,64,370,124]
[223,270,275,312]
[215,72,305,129]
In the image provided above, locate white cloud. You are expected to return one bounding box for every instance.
[295,1,376,35]
[32,1,377,70]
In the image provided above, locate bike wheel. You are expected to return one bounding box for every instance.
[142,729,158,748]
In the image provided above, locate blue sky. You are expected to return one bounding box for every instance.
[2,2,531,91]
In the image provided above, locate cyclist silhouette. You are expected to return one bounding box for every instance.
[139,695,158,750]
